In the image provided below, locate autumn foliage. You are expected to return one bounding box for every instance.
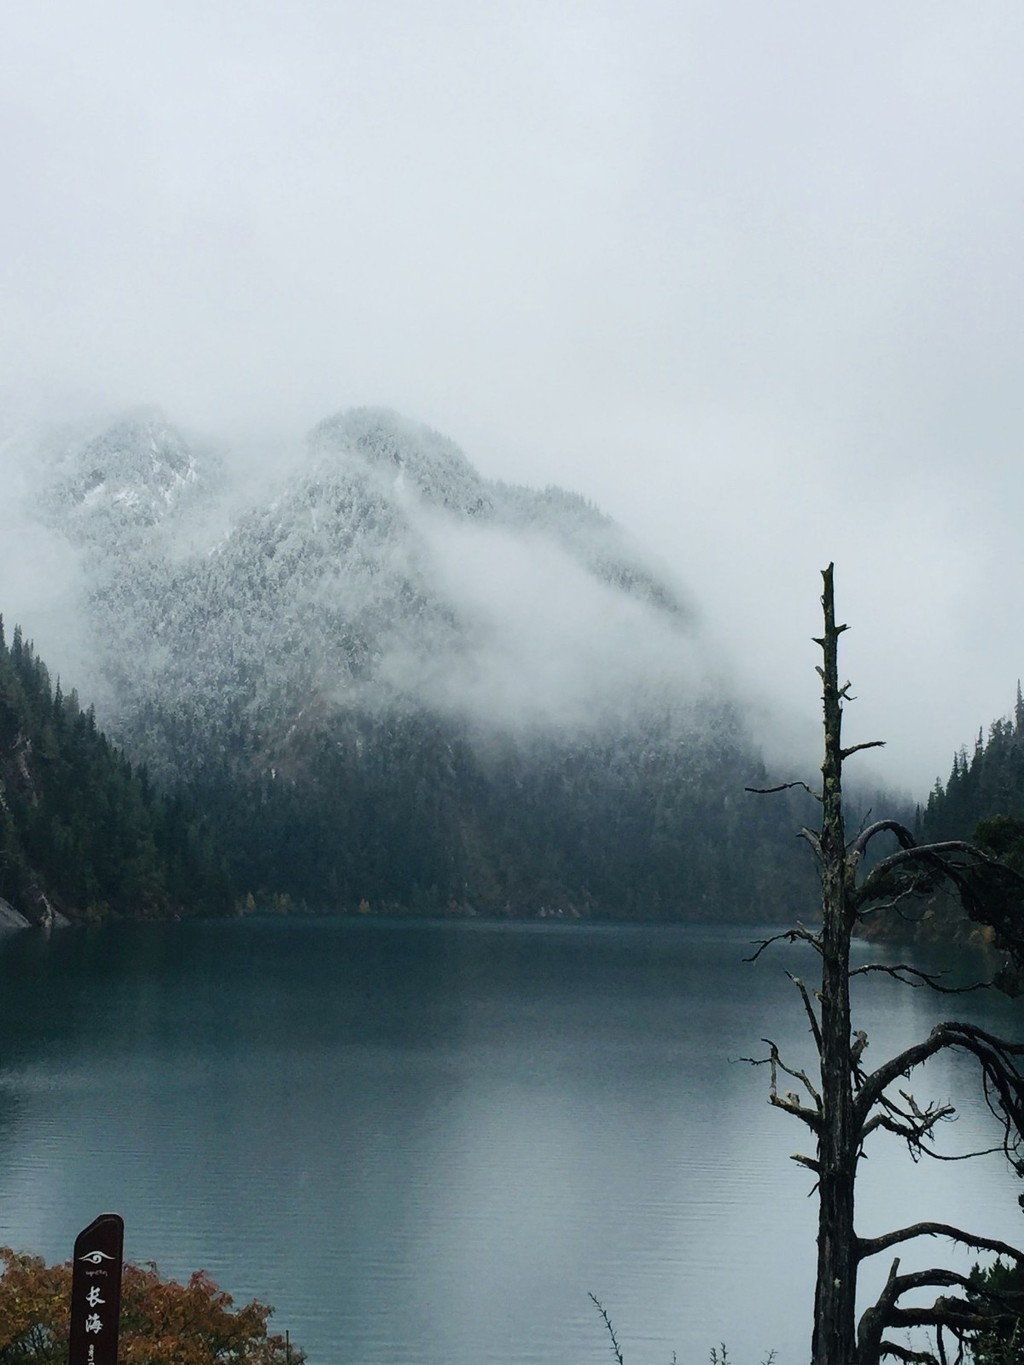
[0,1248,304,1365]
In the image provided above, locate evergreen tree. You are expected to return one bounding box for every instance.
[0,617,233,922]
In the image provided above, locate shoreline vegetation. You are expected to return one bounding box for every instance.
[0,1248,305,1364]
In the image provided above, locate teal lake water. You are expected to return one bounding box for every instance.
[0,917,1022,1363]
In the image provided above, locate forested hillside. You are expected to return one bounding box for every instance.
[0,618,230,924]
[0,607,827,924]
[919,685,1024,841]
[852,687,1024,949]
[22,405,968,924]
[0,406,840,924]
[179,705,823,920]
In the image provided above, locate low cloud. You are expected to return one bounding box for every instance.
[381,504,710,734]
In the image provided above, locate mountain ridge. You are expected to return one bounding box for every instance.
[2,404,822,921]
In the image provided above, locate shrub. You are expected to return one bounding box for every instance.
[0,1247,304,1365]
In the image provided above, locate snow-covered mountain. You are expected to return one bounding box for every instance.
[15,406,704,761]
[3,404,817,920]
[30,406,222,546]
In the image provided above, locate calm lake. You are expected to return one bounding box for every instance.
[1,917,1022,1364]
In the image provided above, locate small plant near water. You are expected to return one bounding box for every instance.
[590,1293,777,1364]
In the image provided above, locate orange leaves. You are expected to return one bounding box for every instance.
[0,1248,68,1362]
[0,1248,303,1365]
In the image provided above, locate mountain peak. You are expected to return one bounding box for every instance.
[33,407,219,543]
[308,407,493,516]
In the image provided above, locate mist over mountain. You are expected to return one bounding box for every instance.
[17,405,706,753]
[2,405,822,919]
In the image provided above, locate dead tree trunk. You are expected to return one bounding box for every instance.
[747,565,1024,1365]
[812,563,859,1363]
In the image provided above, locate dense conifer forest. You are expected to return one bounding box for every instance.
[0,617,231,924]
[846,687,1024,949]
[919,685,1024,843]
[0,611,828,924]
[184,706,822,920]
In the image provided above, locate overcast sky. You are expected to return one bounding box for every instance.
[3,1,1023,796]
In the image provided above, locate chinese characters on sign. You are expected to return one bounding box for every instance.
[68,1214,124,1365]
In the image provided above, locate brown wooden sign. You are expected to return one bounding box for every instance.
[68,1213,124,1365]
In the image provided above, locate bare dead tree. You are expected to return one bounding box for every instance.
[746,565,1024,1365]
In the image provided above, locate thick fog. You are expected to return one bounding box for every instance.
[382,496,711,735]
[0,406,728,776]
[3,2,1024,794]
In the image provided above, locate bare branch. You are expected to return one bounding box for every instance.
[859,1262,1024,1365]
[874,839,992,866]
[854,839,1024,923]
[881,1301,1022,1332]
[856,1081,966,1159]
[745,780,822,801]
[799,826,823,857]
[860,1109,966,1162]
[787,972,823,1055]
[745,924,823,962]
[858,1260,971,1365]
[841,740,886,760]
[740,1038,821,1127]
[848,962,990,994]
[791,1152,821,1174]
[812,626,849,647]
[854,1021,1024,1138]
[876,1343,944,1365]
[857,1221,1024,1265]
[850,1028,870,1090]
[854,1027,952,1120]
[855,878,936,922]
[849,820,917,859]
[771,1091,822,1126]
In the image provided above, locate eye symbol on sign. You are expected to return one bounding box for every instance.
[79,1251,115,1265]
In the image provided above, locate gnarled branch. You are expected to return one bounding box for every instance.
[745,924,823,962]
[854,878,938,922]
[848,819,917,860]
[745,779,822,802]
[857,1221,1024,1265]
[739,1038,822,1127]
[858,1258,1024,1365]
[853,841,991,910]
[848,962,990,994]
[854,1021,1024,1151]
